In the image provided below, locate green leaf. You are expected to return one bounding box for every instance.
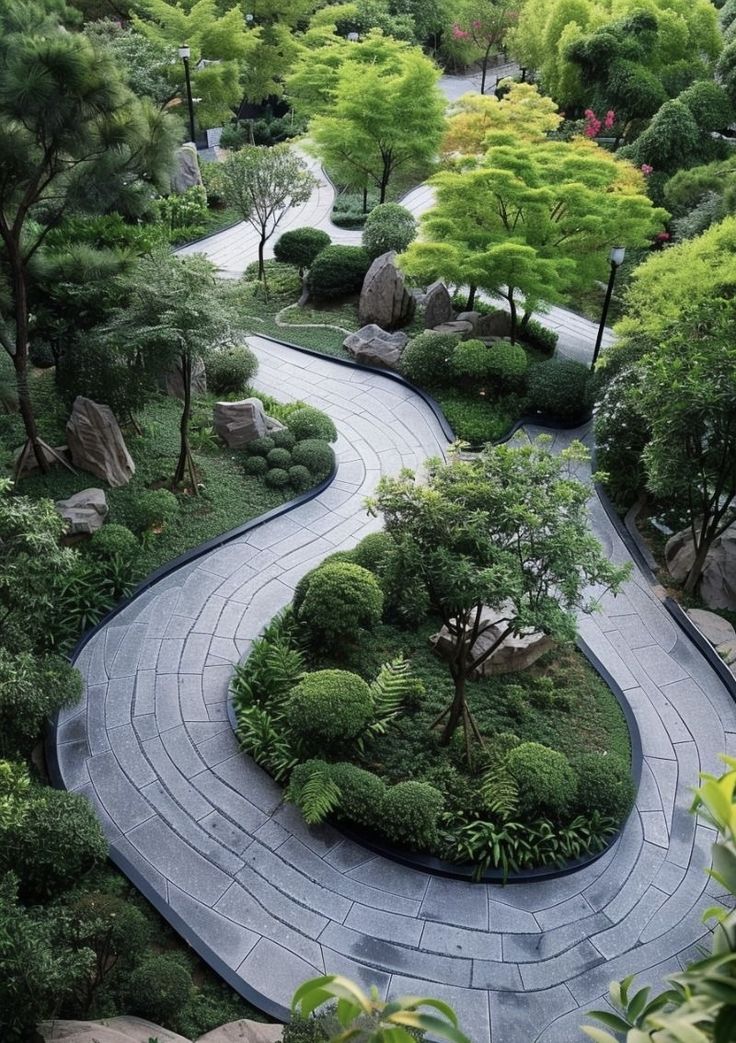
[714,1005,736,1043]
[588,1010,633,1033]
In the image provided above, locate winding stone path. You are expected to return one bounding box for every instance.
[55,336,735,1041]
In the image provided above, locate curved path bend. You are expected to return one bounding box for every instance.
[55,337,735,1042]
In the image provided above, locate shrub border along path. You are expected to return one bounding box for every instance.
[52,334,735,1042]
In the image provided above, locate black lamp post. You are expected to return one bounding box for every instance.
[179,44,196,145]
[592,246,625,370]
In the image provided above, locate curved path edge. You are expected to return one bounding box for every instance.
[52,336,735,1043]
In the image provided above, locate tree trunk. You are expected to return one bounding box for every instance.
[10,254,47,472]
[258,234,266,280]
[174,352,192,488]
[508,291,517,344]
[683,535,713,596]
[480,45,493,95]
[362,186,368,213]
[439,672,466,746]
[466,284,477,310]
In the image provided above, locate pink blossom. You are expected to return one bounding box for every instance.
[641,163,653,176]
[583,109,601,138]
[472,19,482,29]
[452,23,470,39]
[604,109,616,129]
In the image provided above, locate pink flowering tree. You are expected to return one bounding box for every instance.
[450,0,518,94]
[583,108,616,139]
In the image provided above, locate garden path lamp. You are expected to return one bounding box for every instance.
[179,44,196,145]
[592,246,625,371]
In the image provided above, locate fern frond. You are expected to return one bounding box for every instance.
[236,704,298,781]
[366,656,416,738]
[231,636,304,712]
[287,763,342,825]
[479,765,519,822]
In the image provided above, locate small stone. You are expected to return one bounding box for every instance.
[423,281,453,328]
[717,639,736,666]
[213,398,268,447]
[66,397,135,488]
[55,488,108,535]
[343,324,408,369]
[687,608,736,647]
[455,311,481,332]
[432,320,474,339]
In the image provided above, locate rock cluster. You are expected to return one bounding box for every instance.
[55,488,108,535]
[358,252,415,329]
[66,397,135,487]
[687,608,736,666]
[666,527,736,610]
[213,398,284,448]
[343,324,408,368]
[431,602,552,676]
[423,281,453,328]
[38,1016,283,1043]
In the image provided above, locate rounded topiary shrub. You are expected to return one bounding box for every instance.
[122,488,179,535]
[128,955,193,1023]
[272,427,297,450]
[206,344,258,394]
[292,439,335,480]
[329,762,387,828]
[362,203,417,260]
[246,436,275,457]
[297,561,384,646]
[244,259,302,297]
[265,467,290,488]
[306,246,371,300]
[507,742,577,819]
[381,780,444,850]
[400,332,458,387]
[286,670,373,750]
[274,227,332,272]
[288,464,312,491]
[351,531,395,574]
[526,358,593,421]
[286,406,337,443]
[574,753,635,821]
[292,553,357,615]
[267,447,292,469]
[452,338,527,387]
[244,455,269,476]
[89,524,139,560]
[451,339,495,382]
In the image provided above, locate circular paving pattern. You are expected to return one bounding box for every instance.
[54,337,735,1041]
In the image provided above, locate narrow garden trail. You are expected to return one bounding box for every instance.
[55,336,735,1042]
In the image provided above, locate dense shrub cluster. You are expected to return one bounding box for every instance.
[297,562,384,647]
[206,344,258,394]
[274,227,331,272]
[361,203,417,260]
[526,359,594,421]
[286,670,374,751]
[307,246,371,299]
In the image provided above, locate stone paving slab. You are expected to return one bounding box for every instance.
[53,338,734,1041]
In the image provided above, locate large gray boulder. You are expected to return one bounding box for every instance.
[171,142,203,194]
[432,319,475,339]
[66,397,135,488]
[343,324,408,369]
[423,281,453,329]
[477,311,512,338]
[665,525,736,609]
[55,488,108,535]
[431,602,553,676]
[165,356,207,400]
[39,1016,191,1043]
[358,251,415,330]
[196,1021,283,1043]
[213,398,268,447]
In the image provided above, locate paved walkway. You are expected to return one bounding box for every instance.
[55,336,734,1041]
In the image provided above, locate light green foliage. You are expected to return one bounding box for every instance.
[219,146,316,279]
[328,762,387,827]
[122,488,179,535]
[89,524,140,562]
[399,331,458,386]
[402,134,664,339]
[452,339,527,389]
[286,406,337,443]
[291,975,471,1043]
[381,779,444,848]
[367,438,629,749]
[291,439,336,480]
[307,31,446,203]
[84,20,173,104]
[0,650,82,758]
[297,562,384,647]
[286,759,343,824]
[362,203,417,260]
[155,185,209,235]
[506,741,577,817]
[205,345,258,395]
[285,669,374,752]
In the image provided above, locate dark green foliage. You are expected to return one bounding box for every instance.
[246,435,276,457]
[351,532,396,574]
[679,80,734,132]
[127,954,193,1023]
[452,339,527,389]
[361,203,417,260]
[522,319,558,355]
[89,524,139,562]
[47,554,137,650]
[116,488,179,535]
[306,246,371,299]
[574,752,635,820]
[399,331,458,386]
[288,464,312,491]
[267,447,292,469]
[329,762,388,828]
[285,670,374,751]
[272,427,297,450]
[244,260,303,298]
[291,438,335,480]
[291,552,356,615]
[265,467,290,488]
[605,58,667,121]
[506,742,577,819]
[286,759,342,824]
[0,650,82,758]
[297,562,384,647]
[244,455,269,476]
[205,345,258,394]
[2,787,108,902]
[282,1010,340,1042]
[717,40,736,108]
[526,359,593,420]
[594,364,650,509]
[231,612,304,712]
[433,390,515,445]
[381,780,444,849]
[331,190,380,228]
[286,406,337,443]
[618,100,701,175]
[69,891,151,1012]
[274,227,332,272]
[661,59,710,99]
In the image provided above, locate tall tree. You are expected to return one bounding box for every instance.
[442,81,562,156]
[308,31,446,203]
[448,0,518,95]
[368,439,628,753]
[219,145,315,279]
[402,133,664,339]
[106,253,236,490]
[0,0,177,472]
